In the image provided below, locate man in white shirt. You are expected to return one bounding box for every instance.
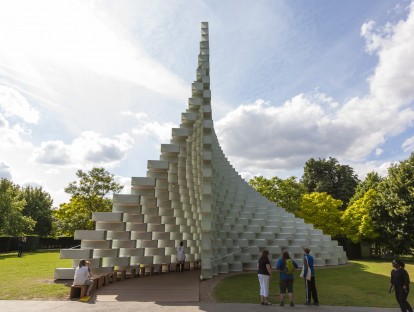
[176,241,186,272]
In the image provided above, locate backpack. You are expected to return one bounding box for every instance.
[284,259,295,274]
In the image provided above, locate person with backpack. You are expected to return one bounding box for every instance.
[389,259,413,312]
[303,247,319,306]
[276,250,298,306]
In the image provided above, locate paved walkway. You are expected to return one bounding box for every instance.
[0,300,402,312]
[95,269,200,302]
[0,270,401,312]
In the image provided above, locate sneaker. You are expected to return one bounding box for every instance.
[265,302,272,306]
[313,303,319,306]
[305,301,312,305]
[280,302,284,306]
[290,302,294,307]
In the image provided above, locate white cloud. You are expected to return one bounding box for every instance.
[0,85,39,123]
[0,162,12,179]
[350,160,393,180]
[402,136,414,152]
[363,2,414,106]
[216,95,358,170]
[0,1,188,101]
[216,1,414,179]
[0,114,33,148]
[32,131,134,167]
[360,20,393,54]
[32,141,72,165]
[128,112,177,143]
[0,85,37,148]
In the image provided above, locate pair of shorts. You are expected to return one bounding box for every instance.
[279,280,294,293]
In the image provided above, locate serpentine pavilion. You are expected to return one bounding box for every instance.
[55,22,347,281]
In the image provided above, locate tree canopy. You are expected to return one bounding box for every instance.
[19,185,54,236]
[301,157,359,209]
[249,176,305,214]
[53,167,123,236]
[371,153,414,255]
[342,189,379,243]
[0,178,36,236]
[297,192,343,238]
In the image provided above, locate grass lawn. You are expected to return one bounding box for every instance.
[1,251,414,307]
[214,260,414,307]
[0,250,72,300]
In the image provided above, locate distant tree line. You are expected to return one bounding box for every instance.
[0,167,123,238]
[2,154,414,259]
[249,154,414,258]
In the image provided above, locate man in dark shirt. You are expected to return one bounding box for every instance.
[389,259,413,312]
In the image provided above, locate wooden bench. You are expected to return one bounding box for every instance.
[139,264,154,276]
[170,262,179,272]
[161,263,170,273]
[182,261,190,271]
[117,266,138,279]
[152,264,162,275]
[92,273,110,289]
[108,270,117,283]
[114,269,126,281]
[91,267,116,284]
[70,285,87,299]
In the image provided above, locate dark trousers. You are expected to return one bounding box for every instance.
[18,246,23,257]
[305,276,319,304]
[395,287,413,312]
[178,261,185,272]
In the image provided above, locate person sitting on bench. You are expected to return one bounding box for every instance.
[74,259,94,297]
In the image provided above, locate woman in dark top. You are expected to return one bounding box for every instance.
[257,249,272,305]
[389,259,413,312]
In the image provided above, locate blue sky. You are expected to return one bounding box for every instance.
[1,0,414,206]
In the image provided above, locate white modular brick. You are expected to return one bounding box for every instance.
[92,212,122,222]
[60,249,92,259]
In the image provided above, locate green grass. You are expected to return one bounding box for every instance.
[0,250,72,300]
[214,260,414,307]
[1,251,414,307]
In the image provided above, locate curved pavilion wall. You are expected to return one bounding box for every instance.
[55,22,347,281]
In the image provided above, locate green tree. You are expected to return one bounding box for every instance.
[301,157,359,209]
[249,176,278,203]
[297,192,343,238]
[371,154,414,255]
[249,176,305,214]
[53,167,123,236]
[19,186,53,236]
[53,196,100,236]
[0,178,35,236]
[342,189,379,243]
[348,172,382,206]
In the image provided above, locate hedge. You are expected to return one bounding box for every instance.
[0,236,80,252]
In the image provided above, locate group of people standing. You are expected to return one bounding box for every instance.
[257,247,318,306]
[258,248,412,310]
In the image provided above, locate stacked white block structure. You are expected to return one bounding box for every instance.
[55,22,347,281]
